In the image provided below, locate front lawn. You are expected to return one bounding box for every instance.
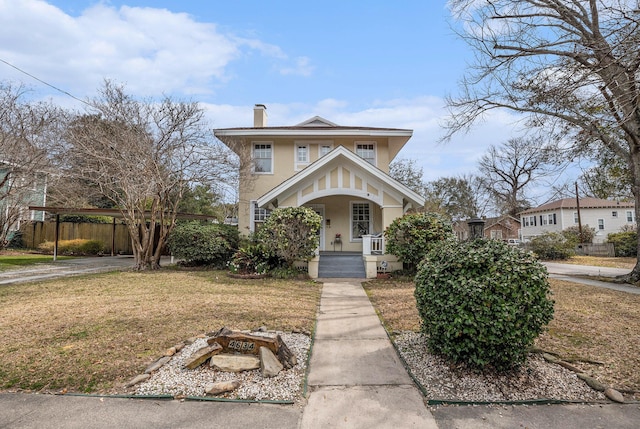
[0,270,321,393]
[0,253,72,271]
[364,278,640,395]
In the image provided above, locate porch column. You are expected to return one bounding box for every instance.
[381,206,403,231]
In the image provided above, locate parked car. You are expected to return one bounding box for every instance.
[506,238,520,246]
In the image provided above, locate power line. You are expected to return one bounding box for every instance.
[0,57,93,107]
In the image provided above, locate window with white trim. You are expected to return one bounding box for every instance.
[627,210,634,222]
[355,142,376,165]
[598,218,605,230]
[351,202,371,240]
[319,144,333,157]
[574,212,579,224]
[250,200,271,232]
[253,143,273,173]
[612,211,618,218]
[295,143,309,170]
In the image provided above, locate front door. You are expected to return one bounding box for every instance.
[307,205,325,251]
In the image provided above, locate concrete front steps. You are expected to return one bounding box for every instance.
[317,252,366,278]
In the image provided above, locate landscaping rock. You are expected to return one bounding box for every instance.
[604,387,625,403]
[205,380,241,396]
[184,343,223,370]
[144,356,172,374]
[577,373,607,392]
[208,326,297,369]
[210,353,261,372]
[126,373,151,387]
[260,346,284,378]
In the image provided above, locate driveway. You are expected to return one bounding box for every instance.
[0,255,173,286]
[543,262,640,295]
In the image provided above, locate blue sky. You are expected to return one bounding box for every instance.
[0,0,528,182]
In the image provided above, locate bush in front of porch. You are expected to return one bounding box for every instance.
[384,212,454,274]
[230,207,321,278]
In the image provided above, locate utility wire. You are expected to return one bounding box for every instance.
[0,57,93,107]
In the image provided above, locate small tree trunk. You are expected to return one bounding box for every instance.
[619,155,640,284]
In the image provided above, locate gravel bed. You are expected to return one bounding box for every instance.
[133,332,310,402]
[394,331,606,403]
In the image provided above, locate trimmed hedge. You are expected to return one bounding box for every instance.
[167,221,239,267]
[415,239,554,371]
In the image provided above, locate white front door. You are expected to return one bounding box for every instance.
[308,205,325,251]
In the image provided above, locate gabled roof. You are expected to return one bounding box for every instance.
[484,215,521,229]
[256,145,425,209]
[518,197,634,215]
[295,116,338,127]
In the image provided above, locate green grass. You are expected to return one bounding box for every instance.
[0,254,73,271]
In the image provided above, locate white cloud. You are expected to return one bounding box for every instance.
[0,0,289,97]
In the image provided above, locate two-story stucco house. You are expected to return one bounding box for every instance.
[214,105,425,278]
[518,197,635,243]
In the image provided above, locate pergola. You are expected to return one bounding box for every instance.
[29,206,218,261]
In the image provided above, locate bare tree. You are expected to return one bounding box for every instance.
[445,1,640,281]
[389,158,427,195]
[64,81,234,270]
[477,137,558,217]
[425,175,486,220]
[0,82,61,249]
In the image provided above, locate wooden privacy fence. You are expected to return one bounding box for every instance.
[21,221,133,255]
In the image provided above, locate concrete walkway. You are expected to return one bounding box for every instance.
[301,279,438,428]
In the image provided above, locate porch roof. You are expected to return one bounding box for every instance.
[256,145,425,209]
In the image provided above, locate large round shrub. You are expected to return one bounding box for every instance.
[256,206,321,267]
[415,239,554,371]
[167,221,239,267]
[384,212,454,273]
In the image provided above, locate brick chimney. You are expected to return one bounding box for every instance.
[253,104,267,127]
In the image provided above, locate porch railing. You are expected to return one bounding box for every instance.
[362,234,385,255]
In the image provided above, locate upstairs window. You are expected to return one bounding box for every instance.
[253,143,273,173]
[295,144,309,170]
[355,142,376,166]
[598,218,605,230]
[319,144,333,157]
[627,211,634,222]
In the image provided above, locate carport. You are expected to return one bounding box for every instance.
[28,206,217,261]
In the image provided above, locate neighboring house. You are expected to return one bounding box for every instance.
[518,197,635,243]
[484,215,521,242]
[214,104,425,278]
[452,215,521,242]
[0,161,47,243]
